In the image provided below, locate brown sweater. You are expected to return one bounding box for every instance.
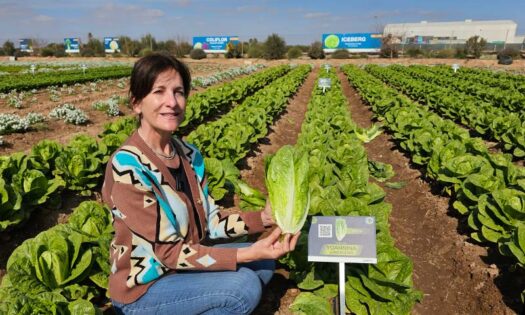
[102,131,265,304]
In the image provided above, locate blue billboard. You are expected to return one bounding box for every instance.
[104,37,120,53]
[192,36,239,53]
[19,39,33,52]
[64,38,80,53]
[322,33,382,52]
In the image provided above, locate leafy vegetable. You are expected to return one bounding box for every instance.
[265,145,310,234]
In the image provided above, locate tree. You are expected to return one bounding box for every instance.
[2,40,15,56]
[287,46,303,59]
[380,34,398,58]
[140,34,157,51]
[82,33,105,57]
[308,41,325,59]
[263,33,286,60]
[225,42,242,58]
[464,35,487,58]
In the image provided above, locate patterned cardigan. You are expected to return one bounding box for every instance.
[102,131,265,304]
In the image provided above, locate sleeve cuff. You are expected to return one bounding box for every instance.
[239,211,265,234]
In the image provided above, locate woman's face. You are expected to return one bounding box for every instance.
[133,69,186,136]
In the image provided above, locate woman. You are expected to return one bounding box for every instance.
[102,52,300,315]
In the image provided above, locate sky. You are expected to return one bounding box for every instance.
[1,0,524,45]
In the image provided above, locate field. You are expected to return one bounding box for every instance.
[0,56,524,315]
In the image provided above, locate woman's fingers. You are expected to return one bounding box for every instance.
[290,232,301,251]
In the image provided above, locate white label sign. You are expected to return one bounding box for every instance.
[308,216,377,264]
[452,63,460,73]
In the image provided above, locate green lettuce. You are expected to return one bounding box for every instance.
[265,145,310,234]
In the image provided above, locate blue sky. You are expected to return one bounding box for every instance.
[1,0,524,45]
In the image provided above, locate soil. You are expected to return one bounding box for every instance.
[336,70,523,315]
[0,57,524,314]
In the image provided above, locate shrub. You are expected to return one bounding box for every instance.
[287,47,303,59]
[433,49,456,59]
[139,48,153,57]
[190,48,207,60]
[247,45,264,58]
[331,49,349,59]
[463,35,487,58]
[308,41,325,59]
[225,42,242,58]
[263,34,286,60]
[53,50,67,58]
[405,47,423,58]
[497,47,521,59]
[41,47,55,57]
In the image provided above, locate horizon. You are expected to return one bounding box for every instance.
[2,0,525,45]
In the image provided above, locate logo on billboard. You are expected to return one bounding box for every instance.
[64,38,80,53]
[104,37,120,53]
[324,34,340,49]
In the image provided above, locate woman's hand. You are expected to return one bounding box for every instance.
[236,227,300,263]
[261,199,275,227]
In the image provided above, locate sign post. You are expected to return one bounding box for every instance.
[308,216,377,315]
[318,78,332,93]
[452,63,460,73]
[81,64,87,74]
[30,64,36,76]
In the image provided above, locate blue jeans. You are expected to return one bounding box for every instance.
[112,242,275,315]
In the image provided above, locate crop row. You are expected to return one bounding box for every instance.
[0,66,132,93]
[284,66,422,314]
[391,65,525,113]
[342,64,525,305]
[365,64,525,159]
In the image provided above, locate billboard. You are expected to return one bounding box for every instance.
[19,39,33,52]
[64,38,80,53]
[322,33,382,53]
[192,36,239,53]
[104,37,120,53]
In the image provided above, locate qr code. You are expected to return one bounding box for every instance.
[318,224,332,238]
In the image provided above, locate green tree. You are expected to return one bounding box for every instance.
[307,41,325,59]
[287,46,303,59]
[380,34,398,58]
[82,34,105,57]
[464,35,487,58]
[263,33,286,60]
[225,41,242,58]
[2,40,15,56]
[140,34,157,51]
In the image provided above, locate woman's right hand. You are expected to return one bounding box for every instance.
[236,227,300,263]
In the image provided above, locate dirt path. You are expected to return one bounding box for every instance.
[337,70,522,314]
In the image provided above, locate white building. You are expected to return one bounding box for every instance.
[384,20,525,44]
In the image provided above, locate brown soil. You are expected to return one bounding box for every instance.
[337,70,523,315]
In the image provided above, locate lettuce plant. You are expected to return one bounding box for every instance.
[265,145,310,234]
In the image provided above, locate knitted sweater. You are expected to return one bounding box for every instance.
[101,131,265,304]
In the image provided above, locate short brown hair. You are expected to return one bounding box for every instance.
[129,53,191,106]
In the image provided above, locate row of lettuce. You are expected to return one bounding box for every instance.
[364,65,525,159]
[0,66,132,93]
[0,65,307,314]
[342,64,525,305]
[284,67,421,314]
[0,65,289,231]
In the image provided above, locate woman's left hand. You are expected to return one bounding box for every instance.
[261,199,275,227]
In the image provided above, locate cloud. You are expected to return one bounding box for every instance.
[93,3,165,21]
[235,5,268,14]
[175,0,191,7]
[33,14,54,22]
[304,12,330,19]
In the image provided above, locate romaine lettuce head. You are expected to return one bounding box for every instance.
[265,145,310,234]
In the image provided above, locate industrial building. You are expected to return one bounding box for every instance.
[384,20,525,45]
